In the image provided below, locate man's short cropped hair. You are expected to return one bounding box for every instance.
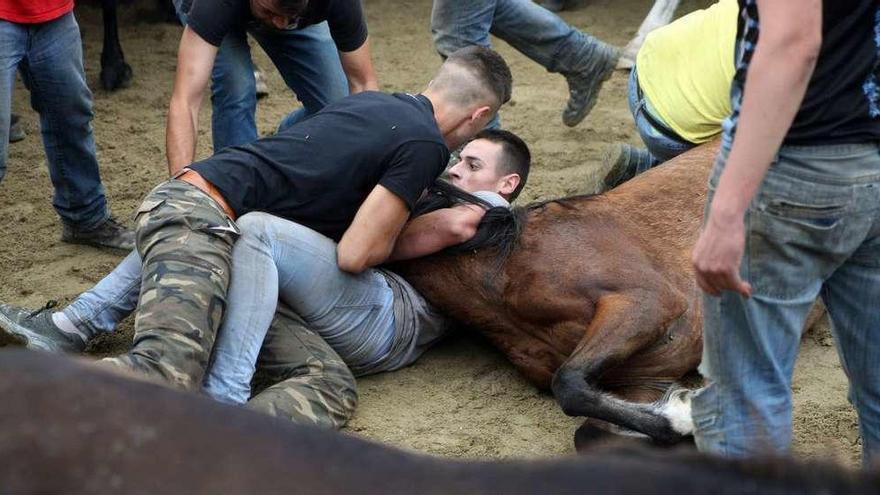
[473,129,531,201]
[439,46,513,109]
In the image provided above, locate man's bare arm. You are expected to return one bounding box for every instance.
[339,37,379,94]
[692,0,821,296]
[337,185,411,273]
[166,26,218,175]
[387,204,486,262]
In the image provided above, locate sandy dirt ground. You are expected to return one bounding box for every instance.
[0,0,861,466]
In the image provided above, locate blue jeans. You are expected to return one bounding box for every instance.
[0,12,109,229]
[174,1,348,151]
[62,213,397,403]
[692,142,880,466]
[202,212,396,404]
[627,66,694,168]
[431,0,609,76]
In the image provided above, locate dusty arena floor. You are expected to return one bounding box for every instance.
[0,0,861,466]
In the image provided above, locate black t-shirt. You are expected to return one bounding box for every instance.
[189,92,449,242]
[182,0,368,52]
[727,0,880,145]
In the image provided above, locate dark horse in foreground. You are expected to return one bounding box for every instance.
[1,350,877,494]
[394,143,720,444]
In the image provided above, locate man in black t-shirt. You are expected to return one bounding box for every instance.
[167,0,377,174]
[96,46,512,392]
[690,0,880,464]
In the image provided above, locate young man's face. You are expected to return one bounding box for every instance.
[250,0,301,30]
[447,139,509,195]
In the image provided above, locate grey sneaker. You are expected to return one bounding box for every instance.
[562,44,620,127]
[9,113,25,143]
[540,0,566,12]
[0,301,86,353]
[602,143,657,190]
[62,216,135,251]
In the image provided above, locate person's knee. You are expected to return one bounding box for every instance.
[236,212,274,236]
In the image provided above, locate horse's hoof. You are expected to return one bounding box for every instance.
[100,62,133,91]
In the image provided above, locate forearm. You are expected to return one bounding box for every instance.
[340,38,379,94]
[388,206,483,262]
[165,96,201,175]
[710,7,820,221]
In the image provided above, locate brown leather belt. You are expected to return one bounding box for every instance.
[175,169,237,220]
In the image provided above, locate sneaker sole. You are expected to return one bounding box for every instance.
[0,312,57,352]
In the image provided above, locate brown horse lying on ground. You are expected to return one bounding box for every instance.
[2,349,877,495]
[394,142,719,444]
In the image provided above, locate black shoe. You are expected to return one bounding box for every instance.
[62,216,135,251]
[602,143,656,190]
[9,113,25,143]
[562,44,620,127]
[0,301,86,353]
[540,0,566,12]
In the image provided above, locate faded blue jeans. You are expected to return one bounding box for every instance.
[627,66,695,170]
[202,212,396,403]
[431,0,613,129]
[174,0,349,151]
[0,12,109,229]
[61,212,397,404]
[692,142,880,466]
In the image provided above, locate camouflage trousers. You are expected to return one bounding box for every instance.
[246,303,358,429]
[101,179,239,390]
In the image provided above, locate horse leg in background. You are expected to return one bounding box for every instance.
[100,0,133,91]
[551,286,693,444]
[617,0,680,69]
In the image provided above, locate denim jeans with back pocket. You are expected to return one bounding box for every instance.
[692,142,880,466]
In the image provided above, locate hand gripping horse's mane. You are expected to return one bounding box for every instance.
[412,181,601,287]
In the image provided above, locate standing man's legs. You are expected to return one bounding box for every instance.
[17,13,109,231]
[0,20,27,183]
[821,227,880,465]
[431,0,618,127]
[251,22,349,132]
[209,29,259,151]
[692,144,880,459]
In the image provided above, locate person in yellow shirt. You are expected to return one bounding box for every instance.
[603,0,737,189]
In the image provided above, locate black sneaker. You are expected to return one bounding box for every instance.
[0,301,86,353]
[562,44,620,127]
[540,0,566,12]
[62,216,135,251]
[9,113,25,143]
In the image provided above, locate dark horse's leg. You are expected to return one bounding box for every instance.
[551,286,694,444]
[100,0,133,91]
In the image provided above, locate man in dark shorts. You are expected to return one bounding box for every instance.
[167,0,377,173]
[70,46,510,391]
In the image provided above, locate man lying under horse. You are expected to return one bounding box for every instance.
[0,129,531,429]
[0,45,513,395]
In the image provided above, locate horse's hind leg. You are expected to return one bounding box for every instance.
[551,288,690,444]
[100,0,133,91]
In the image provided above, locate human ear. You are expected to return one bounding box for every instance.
[498,174,520,196]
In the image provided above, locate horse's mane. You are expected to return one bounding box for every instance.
[412,182,600,275]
